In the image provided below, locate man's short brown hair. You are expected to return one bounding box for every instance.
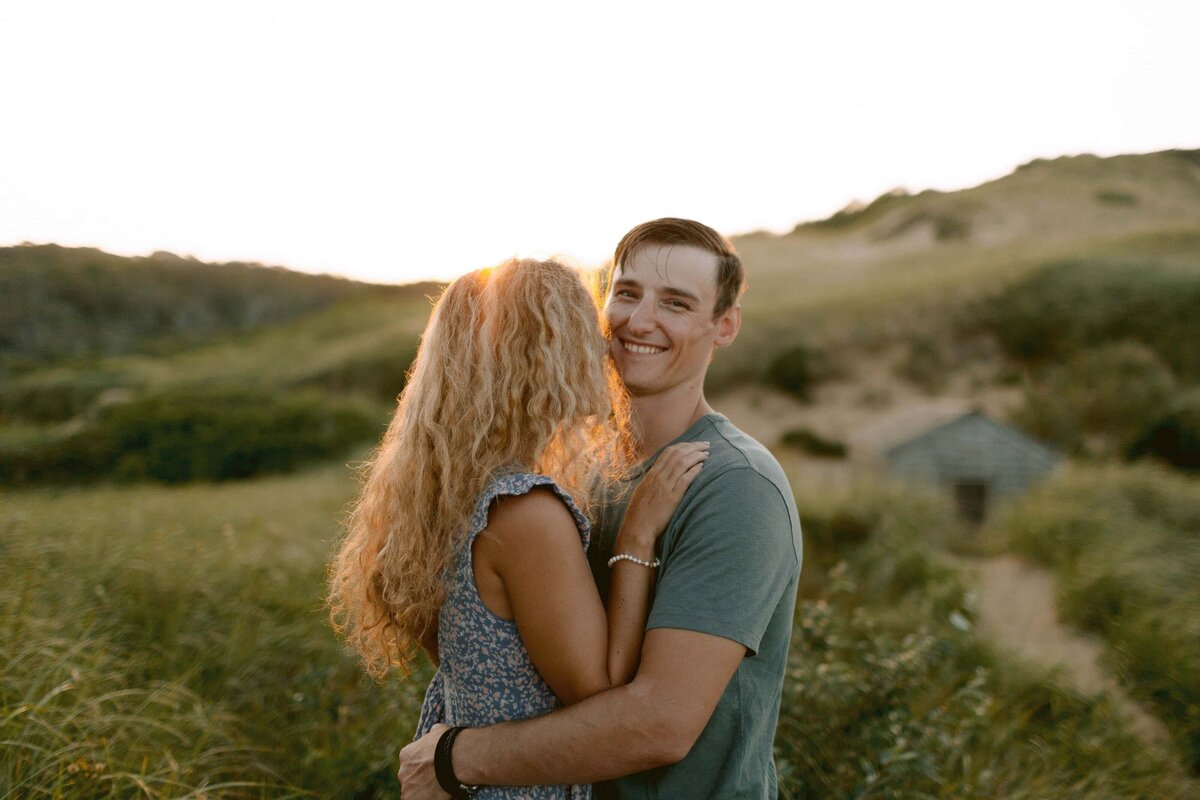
[612,218,744,317]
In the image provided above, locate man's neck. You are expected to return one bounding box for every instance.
[629,381,714,460]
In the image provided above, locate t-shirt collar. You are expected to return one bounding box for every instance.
[628,412,724,480]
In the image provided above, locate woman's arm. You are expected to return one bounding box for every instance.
[474,488,611,705]
[604,441,709,684]
[474,443,708,705]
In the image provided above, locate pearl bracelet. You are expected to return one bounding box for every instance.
[607,553,661,569]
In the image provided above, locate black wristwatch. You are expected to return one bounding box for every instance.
[434,726,482,798]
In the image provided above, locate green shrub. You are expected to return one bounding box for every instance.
[1012,341,1177,455]
[295,340,418,403]
[1129,388,1200,473]
[780,427,846,458]
[766,345,818,401]
[987,259,1200,380]
[1095,189,1139,206]
[0,387,381,485]
[0,371,131,423]
[898,336,952,393]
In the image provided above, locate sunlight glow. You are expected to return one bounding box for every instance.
[1,0,1197,284]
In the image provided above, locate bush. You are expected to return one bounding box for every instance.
[1012,341,1177,455]
[780,427,846,458]
[0,371,130,423]
[295,341,418,403]
[1128,388,1200,473]
[1095,189,1139,206]
[0,387,381,485]
[897,336,951,393]
[766,344,818,401]
[987,259,1200,380]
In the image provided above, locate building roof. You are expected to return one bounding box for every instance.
[849,400,975,458]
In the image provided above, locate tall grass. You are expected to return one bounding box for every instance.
[996,463,1200,773]
[1,460,431,798]
[3,463,1193,797]
[779,478,1195,798]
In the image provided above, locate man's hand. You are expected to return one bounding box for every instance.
[397,723,450,799]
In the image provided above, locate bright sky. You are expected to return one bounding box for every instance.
[2,1,1197,284]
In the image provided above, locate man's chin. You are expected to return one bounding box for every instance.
[620,379,661,398]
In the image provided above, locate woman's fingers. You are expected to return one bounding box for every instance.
[624,442,711,539]
[653,442,709,491]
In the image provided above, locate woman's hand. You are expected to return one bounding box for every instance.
[619,441,709,549]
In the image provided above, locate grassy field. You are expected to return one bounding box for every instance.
[1,454,432,798]
[3,459,1195,798]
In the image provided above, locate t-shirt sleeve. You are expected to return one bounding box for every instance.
[645,467,798,655]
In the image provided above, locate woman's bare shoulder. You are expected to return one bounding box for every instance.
[484,485,578,546]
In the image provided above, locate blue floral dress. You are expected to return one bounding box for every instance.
[416,471,592,799]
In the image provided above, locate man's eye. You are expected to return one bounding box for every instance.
[667,300,690,310]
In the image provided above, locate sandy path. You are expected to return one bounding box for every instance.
[943,553,1173,751]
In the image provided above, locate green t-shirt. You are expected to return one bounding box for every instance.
[589,414,802,800]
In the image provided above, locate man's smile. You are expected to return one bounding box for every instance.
[620,338,668,355]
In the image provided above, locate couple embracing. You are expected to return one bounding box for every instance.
[329,218,802,799]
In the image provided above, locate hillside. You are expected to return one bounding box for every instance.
[0,244,437,363]
[3,147,1198,483]
[717,148,1200,387]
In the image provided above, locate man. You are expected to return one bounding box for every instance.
[399,218,802,798]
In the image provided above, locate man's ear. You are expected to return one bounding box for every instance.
[714,304,741,347]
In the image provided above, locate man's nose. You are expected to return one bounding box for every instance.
[626,300,657,335]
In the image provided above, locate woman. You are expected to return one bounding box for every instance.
[327,258,707,798]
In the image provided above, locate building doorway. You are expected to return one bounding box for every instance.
[954,481,989,525]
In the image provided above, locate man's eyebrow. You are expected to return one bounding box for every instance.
[660,286,702,303]
[612,277,701,303]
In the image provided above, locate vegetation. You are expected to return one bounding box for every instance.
[0,387,381,485]
[795,188,913,233]
[0,245,431,361]
[1012,341,1178,456]
[780,427,846,458]
[986,259,1200,381]
[3,464,1192,798]
[776,479,1193,798]
[1,462,432,798]
[765,344,822,401]
[1129,388,1200,473]
[1095,189,1139,206]
[0,259,431,487]
[997,464,1200,773]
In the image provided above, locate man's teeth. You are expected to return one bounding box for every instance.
[625,342,665,355]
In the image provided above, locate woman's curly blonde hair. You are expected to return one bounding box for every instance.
[328,258,631,678]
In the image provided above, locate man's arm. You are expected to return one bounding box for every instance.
[397,627,744,794]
